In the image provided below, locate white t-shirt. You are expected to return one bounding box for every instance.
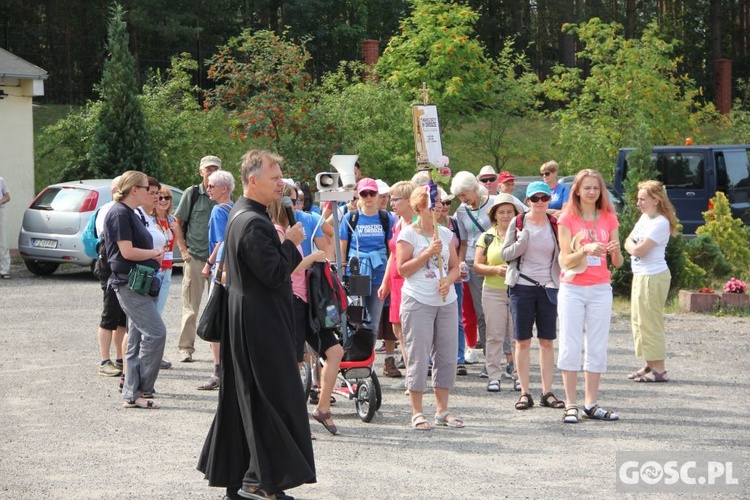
[0,177,9,209]
[397,224,457,306]
[455,195,495,262]
[630,214,670,275]
[95,200,116,235]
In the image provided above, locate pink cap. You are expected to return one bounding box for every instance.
[356,178,378,194]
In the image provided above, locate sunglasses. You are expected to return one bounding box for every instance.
[359,190,378,198]
[541,171,554,177]
[158,195,172,201]
[529,194,551,203]
[479,176,497,183]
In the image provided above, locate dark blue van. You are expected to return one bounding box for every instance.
[613,145,750,234]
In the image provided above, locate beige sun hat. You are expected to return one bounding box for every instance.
[561,231,587,280]
[486,193,526,220]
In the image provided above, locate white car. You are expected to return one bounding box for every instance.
[18,179,183,276]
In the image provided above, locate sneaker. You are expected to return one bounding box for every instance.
[479,367,488,379]
[160,359,173,370]
[98,360,122,377]
[390,378,407,390]
[503,361,516,380]
[375,341,386,353]
[464,348,478,364]
[179,350,193,362]
[383,357,402,378]
[396,357,406,369]
[113,360,123,370]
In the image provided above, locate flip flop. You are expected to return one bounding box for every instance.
[312,408,339,435]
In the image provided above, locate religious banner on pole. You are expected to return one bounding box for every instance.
[411,104,443,168]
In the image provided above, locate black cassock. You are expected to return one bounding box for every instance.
[198,196,315,493]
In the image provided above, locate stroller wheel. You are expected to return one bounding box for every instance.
[355,380,378,422]
[370,372,383,411]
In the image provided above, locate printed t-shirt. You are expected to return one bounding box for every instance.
[397,224,457,306]
[558,210,619,286]
[549,183,570,211]
[339,211,393,286]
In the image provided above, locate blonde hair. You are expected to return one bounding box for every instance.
[409,186,429,213]
[114,171,147,202]
[638,180,679,235]
[562,169,615,219]
[390,180,417,199]
[540,160,559,174]
[151,185,173,216]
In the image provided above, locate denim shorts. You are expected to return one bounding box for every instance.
[508,284,558,341]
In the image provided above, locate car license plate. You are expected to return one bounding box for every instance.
[31,238,58,249]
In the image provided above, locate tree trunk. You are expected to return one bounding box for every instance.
[560,0,576,67]
[625,0,636,39]
[710,0,722,62]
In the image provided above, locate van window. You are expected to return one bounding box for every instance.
[655,152,705,190]
[717,150,750,190]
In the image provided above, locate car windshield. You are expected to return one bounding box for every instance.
[31,187,89,212]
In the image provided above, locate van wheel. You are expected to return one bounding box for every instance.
[24,260,59,276]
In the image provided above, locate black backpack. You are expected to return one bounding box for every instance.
[306,261,348,333]
[180,185,200,236]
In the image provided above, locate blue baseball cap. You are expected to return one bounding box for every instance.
[526,181,552,198]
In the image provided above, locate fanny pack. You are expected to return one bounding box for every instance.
[128,264,158,296]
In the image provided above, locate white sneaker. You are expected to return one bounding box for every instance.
[179,350,193,362]
[464,348,478,364]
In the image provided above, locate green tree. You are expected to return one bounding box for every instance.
[541,18,716,179]
[89,3,160,178]
[696,192,750,279]
[375,0,497,129]
[315,62,415,184]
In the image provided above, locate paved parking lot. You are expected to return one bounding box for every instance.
[0,262,748,499]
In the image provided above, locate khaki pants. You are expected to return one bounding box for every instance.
[177,256,207,353]
[631,269,671,361]
[482,287,513,381]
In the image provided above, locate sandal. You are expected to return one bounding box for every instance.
[312,408,339,435]
[411,412,431,431]
[123,397,160,409]
[487,380,501,392]
[627,365,652,380]
[434,410,464,428]
[540,391,565,408]
[635,370,669,383]
[514,378,522,391]
[1,274,10,279]
[515,392,534,410]
[563,405,580,423]
[198,375,220,390]
[238,483,274,499]
[456,364,468,376]
[583,404,619,421]
[309,390,337,405]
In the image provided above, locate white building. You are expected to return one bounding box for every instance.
[0,48,48,253]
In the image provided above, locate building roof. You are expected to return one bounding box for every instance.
[0,47,48,80]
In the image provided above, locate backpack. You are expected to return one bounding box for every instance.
[82,209,101,259]
[180,185,200,236]
[344,209,391,261]
[307,261,348,333]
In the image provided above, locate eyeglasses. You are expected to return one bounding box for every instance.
[529,194,551,203]
[479,176,497,183]
[148,190,160,195]
[359,190,378,198]
[390,197,402,203]
[206,184,216,189]
[541,171,554,177]
[158,195,172,201]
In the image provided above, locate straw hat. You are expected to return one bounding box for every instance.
[561,231,587,280]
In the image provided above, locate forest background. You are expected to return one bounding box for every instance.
[4,0,750,293]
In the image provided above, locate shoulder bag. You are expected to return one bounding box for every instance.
[196,208,252,343]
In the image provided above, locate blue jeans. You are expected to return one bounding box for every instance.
[455,282,466,363]
[363,291,385,347]
[155,268,172,315]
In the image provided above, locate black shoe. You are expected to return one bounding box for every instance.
[238,484,274,499]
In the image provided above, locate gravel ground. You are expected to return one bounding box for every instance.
[0,261,748,499]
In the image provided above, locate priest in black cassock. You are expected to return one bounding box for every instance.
[198,150,315,500]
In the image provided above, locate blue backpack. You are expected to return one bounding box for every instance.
[82,209,101,259]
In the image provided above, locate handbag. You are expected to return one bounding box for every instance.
[128,264,155,295]
[196,208,252,343]
[342,326,374,362]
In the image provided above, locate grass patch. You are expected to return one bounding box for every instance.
[612,295,630,317]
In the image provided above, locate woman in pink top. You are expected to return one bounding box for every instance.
[557,169,624,424]
[270,186,343,435]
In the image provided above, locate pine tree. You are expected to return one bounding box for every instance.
[88,3,160,178]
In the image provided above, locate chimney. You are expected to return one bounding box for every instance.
[360,39,380,81]
[714,59,732,115]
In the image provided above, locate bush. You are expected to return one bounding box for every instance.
[696,192,750,279]
[684,234,733,287]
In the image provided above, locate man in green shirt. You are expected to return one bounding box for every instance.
[174,156,220,362]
